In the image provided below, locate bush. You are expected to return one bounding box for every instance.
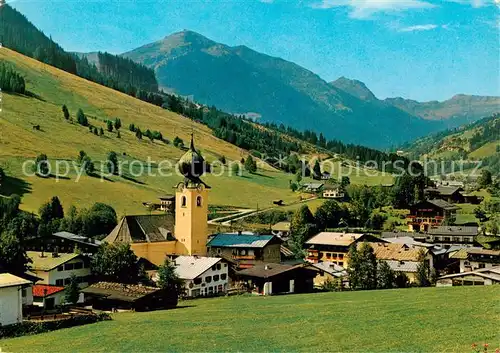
[0,313,111,338]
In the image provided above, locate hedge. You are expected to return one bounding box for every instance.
[0,313,111,339]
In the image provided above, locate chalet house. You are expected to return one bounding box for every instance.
[26,231,101,255]
[236,263,317,295]
[82,282,177,311]
[171,256,229,298]
[450,248,500,272]
[159,195,175,211]
[302,183,324,193]
[436,266,500,286]
[304,232,382,268]
[365,242,433,283]
[32,284,66,310]
[0,273,32,326]
[207,233,283,268]
[309,262,347,288]
[27,251,91,288]
[322,186,345,199]
[427,225,478,247]
[406,199,459,232]
[424,186,465,203]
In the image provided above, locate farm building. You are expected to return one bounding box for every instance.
[436,266,500,286]
[0,273,32,326]
[236,263,317,295]
[25,231,101,255]
[82,282,177,311]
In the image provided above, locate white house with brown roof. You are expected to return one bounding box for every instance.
[171,256,229,298]
[450,248,500,273]
[0,273,32,326]
[27,251,91,288]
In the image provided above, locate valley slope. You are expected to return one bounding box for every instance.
[0,48,298,213]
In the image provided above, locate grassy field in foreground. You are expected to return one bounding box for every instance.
[2,286,499,352]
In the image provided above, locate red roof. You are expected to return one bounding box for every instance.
[32,284,65,297]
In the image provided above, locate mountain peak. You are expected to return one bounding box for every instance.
[330,76,377,101]
[163,30,216,47]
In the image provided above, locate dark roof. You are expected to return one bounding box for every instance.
[426,199,460,211]
[237,263,312,279]
[53,231,102,247]
[381,231,416,238]
[81,282,160,302]
[104,214,175,243]
[425,186,463,196]
[428,226,478,236]
[159,195,175,200]
[207,234,278,248]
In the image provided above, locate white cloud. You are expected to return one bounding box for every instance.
[311,0,436,19]
[446,0,498,8]
[398,24,438,31]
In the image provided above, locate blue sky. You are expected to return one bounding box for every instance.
[9,0,500,101]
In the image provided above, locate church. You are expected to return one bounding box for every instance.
[104,136,213,265]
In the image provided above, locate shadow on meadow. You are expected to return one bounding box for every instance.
[0,175,32,198]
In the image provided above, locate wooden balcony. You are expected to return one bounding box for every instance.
[232,255,256,260]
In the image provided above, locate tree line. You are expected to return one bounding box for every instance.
[1,4,158,98]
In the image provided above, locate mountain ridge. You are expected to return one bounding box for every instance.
[122,30,442,149]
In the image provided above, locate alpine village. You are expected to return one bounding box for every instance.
[0,2,499,352]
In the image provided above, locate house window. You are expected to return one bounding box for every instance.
[57,266,63,272]
[56,279,64,286]
[218,285,223,292]
[64,263,74,271]
[216,263,221,270]
[196,196,202,207]
[22,288,27,297]
[338,262,344,266]
[217,248,222,255]
[223,263,227,267]
[74,262,83,270]
[205,276,212,283]
[221,274,227,280]
[209,286,214,294]
[479,263,486,269]
[181,196,187,207]
[212,265,216,271]
[194,278,202,285]
[213,275,220,281]
[326,253,331,259]
[338,254,344,260]
[64,278,71,285]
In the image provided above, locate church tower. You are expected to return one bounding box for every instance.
[174,135,210,256]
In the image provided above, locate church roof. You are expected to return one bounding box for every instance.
[104,214,175,244]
